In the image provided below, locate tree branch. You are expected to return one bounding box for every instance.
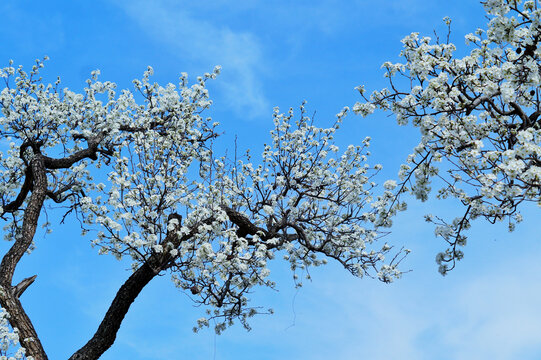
[68,262,157,360]
[69,214,194,360]
[43,148,99,169]
[12,275,37,298]
[0,156,49,359]
[2,167,33,214]
[221,206,268,238]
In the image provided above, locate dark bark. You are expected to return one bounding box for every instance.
[0,138,111,359]
[0,103,216,359]
[43,136,105,170]
[69,214,186,360]
[2,167,33,214]
[0,157,49,360]
[68,262,157,360]
[13,275,37,298]
[221,206,267,238]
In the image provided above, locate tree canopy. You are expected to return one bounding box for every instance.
[0,62,400,359]
[355,0,541,274]
[1,0,540,358]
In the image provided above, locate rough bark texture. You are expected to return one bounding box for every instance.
[68,262,157,360]
[0,157,49,360]
[69,215,186,360]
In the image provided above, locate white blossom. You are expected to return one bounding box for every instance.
[0,51,404,355]
[356,0,541,274]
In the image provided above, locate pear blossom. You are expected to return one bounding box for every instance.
[355,0,541,274]
[0,59,402,359]
[0,307,31,360]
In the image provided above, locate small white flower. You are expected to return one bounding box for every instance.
[383,180,397,190]
[262,205,274,215]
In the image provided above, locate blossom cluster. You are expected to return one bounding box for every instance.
[0,55,404,343]
[0,307,30,360]
[81,100,405,333]
[354,0,541,274]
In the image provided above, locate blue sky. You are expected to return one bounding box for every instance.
[2,1,541,359]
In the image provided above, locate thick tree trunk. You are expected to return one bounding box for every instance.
[68,262,158,360]
[0,157,49,360]
[1,293,46,359]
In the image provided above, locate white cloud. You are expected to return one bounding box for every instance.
[438,266,541,359]
[275,246,541,360]
[114,0,269,120]
[344,259,541,359]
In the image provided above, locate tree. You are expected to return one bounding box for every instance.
[0,59,403,359]
[354,0,541,275]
